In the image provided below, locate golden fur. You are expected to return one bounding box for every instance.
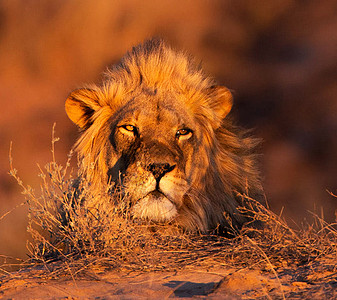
[65,39,263,234]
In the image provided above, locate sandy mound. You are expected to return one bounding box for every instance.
[2,258,336,299]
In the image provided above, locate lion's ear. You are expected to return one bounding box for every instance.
[65,88,101,129]
[208,86,233,120]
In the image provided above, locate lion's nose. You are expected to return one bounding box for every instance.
[148,163,175,182]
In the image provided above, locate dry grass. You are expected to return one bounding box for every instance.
[2,128,337,298]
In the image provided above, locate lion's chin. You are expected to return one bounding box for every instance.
[131,191,177,223]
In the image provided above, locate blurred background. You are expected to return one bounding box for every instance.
[0,0,336,263]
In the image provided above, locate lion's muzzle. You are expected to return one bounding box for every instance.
[129,162,180,222]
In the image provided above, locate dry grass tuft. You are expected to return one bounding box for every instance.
[3,128,337,298]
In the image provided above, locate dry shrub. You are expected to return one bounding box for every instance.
[4,128,337,297]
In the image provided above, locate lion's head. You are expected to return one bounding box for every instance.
[65,39,263,233]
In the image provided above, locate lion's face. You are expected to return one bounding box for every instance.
[65,39,261,233]
[109,91,198,222]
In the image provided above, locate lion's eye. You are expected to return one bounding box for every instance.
[122,125,135,132]
[119,124,138,136]
[176,128,193,140]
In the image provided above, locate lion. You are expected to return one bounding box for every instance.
[65,39,263,234]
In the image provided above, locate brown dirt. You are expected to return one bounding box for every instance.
[1,260,336,299]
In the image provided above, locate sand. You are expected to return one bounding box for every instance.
[2,261,336,299]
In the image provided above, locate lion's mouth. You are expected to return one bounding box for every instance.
[146,190,165,199]
[131,190,177,222]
